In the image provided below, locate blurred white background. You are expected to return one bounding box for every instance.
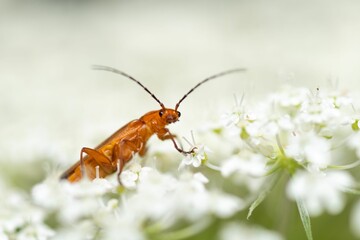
[1,0,360,167]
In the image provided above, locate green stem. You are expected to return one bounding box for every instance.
[276,134,286,157]
[328,159,360,170]
[205,162,221,171]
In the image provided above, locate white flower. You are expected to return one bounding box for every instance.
[50,221,97,240]
[32,178,67,209]
[120,163,157,189]
[124,170,178,222]
[17,223,54,240]
[219,222,283,240]
[0,187,54,240]
[209,191,243,218]
[32,178,112,225]
[286,170,354,216]
[120,170,139,189]
[103,222,145,240]
[221,95,246,127]
[65,178,114,197]
[298,96,340,126]
[138,167,156,182]
[326,89,352,108]
[180,144,209,168]
[269,86,309,116]
[221,153,267,178]
[196,127,243,163]
[220,153,267,193]
[172,172,241,220]
[294,89,353,135]
[221,99,258,139]
[122,169,240,226]
[285,131,331,171]
[222,110,241,127]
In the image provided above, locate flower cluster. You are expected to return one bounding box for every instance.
[28,168,241,240]
[216,86,360,238]
[1,85,360,240]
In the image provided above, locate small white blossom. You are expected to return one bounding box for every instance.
[32,178,110,225]
[222,110,241,127]
[120,170,139,189]
[221,100,256,138]
[287,170,354,216]
[66,178,114,197]
[180,144,210,168]
[16,223,55,240]
[103,221,145,240]
[221,153,267,178]
[120,163,157,189]
[50,221,96,240]
[327,89,353,108]
[209,191,243,218]
[0,188,54,240]
[220,153,267,193]
[285,131,331,171]
[124,170,178,222]
[138,167,156,182]
[32,180,63,209]
[221,95,246,127]
[171,172,241,220]
[279,87,309,107]
[297,96,340,126]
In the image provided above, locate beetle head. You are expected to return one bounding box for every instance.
[158,108,181,124]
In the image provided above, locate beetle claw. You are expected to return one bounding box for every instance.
[181,146,197,155]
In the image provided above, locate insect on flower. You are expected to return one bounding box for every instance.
[60,66,245,183]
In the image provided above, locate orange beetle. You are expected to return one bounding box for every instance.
[60,66,244,183]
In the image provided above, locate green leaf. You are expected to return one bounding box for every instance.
[247,173,281,219]
[296,199,313,240]
[247,191,267,219]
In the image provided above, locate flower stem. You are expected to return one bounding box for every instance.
[205,162,221,171]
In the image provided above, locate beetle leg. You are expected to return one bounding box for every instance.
[113,139,140,184]
[80,147,115,179]
[112,144,125,184]
[138,143,147,156]
[157,128,194,154]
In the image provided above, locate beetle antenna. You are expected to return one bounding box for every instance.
[92,65,165,109]
[175,68,246,111]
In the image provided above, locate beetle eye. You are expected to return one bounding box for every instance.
[177,111,181,117]
[159,110,164,117]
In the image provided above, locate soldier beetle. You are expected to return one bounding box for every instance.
[60,66,245,183]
